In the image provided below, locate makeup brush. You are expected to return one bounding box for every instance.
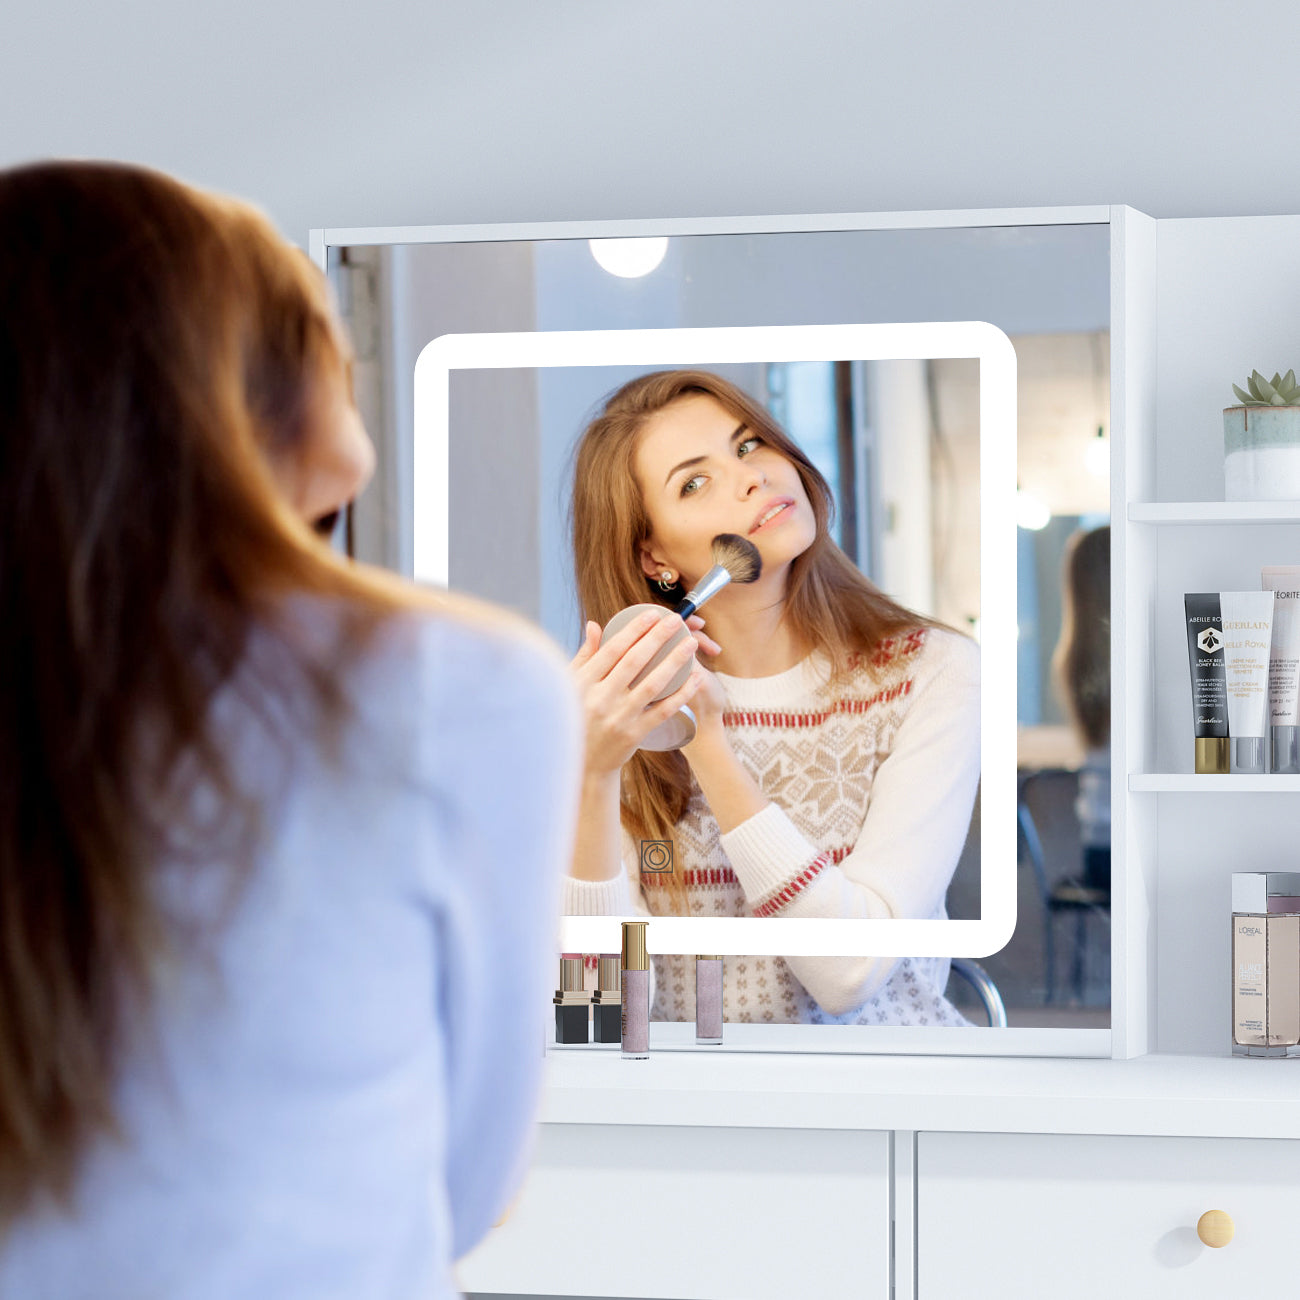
[615,534,762,752]
[599,532,764,709]
[673,533,762,619]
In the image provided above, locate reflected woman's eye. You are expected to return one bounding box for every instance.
[680,474,705,497]
[737,436,761,457]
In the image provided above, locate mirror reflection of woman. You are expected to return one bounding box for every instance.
[1052,524,1111,892]
[567,370,981,1026]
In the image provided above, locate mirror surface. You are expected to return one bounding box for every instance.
[326,220,1111,1032]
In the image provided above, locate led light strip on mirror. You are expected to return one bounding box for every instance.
[414,321,1016,958]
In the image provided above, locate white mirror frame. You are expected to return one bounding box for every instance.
[415,322,1016,959]
[310,207,1117,1057]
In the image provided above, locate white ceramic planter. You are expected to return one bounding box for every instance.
[1224,405,1300,499]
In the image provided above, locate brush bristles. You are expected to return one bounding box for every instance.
[709,533,762,584]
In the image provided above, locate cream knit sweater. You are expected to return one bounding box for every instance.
[564,627,981,1026]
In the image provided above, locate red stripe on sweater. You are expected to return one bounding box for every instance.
[752,851,832,918]
[640,849,851,891]
[640,865,739,889]
[722,678,913,730]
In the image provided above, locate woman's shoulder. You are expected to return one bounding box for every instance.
[915,624,980,679]
[846,623,979,686]
[277,588,579,757]
[370,590,578,727]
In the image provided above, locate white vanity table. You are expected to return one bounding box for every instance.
[459,1049,1299,1299]
[310,205,1300,1298]
[451,206,1300,1299]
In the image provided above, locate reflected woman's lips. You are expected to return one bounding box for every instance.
[749,497,796,534]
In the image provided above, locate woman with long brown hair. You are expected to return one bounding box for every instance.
[567,369,980,1026]
[0,161,580,1296]
[1052,524,1111,891]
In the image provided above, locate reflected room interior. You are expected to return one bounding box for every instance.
[329,223,1111,1033]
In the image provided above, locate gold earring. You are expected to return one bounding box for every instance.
[657,571,676,592]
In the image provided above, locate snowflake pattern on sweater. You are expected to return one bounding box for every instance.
[635,628,975,1027]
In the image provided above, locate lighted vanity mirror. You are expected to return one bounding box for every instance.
[312,213,1112,1049]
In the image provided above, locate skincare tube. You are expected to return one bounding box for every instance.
[1262,567,1300,773]
[1185,594,1230,774]
[592,953,622,1045]
[620,922,649,1060]
[695,956,723,1044]
[1221,590,1274,773]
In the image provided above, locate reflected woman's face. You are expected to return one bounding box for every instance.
[633,393,815,589]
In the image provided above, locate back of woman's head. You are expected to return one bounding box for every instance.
[0,160,391,1221]
[1053,524,1111,749]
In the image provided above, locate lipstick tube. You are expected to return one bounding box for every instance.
[620,921,649,1059]
[553,954,590,1045]
[695,955,723,1044]
[592,953,622,1044]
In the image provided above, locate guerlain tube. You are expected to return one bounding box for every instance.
[1220,590,1274,773]
[695,956,723,1044]
[1262,567,1300,773]
[1184,593,1230,774]
[592,953,622,1045]
[620,921,649,1060]
[1231,872,1300,1057]
[553,954,590,1045]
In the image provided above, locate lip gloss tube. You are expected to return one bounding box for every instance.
[620,921,649,1059]
[695,955,723,1044]
[592,953,622,1044]
[553,954,590,1045]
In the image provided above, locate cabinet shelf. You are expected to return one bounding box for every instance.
[1127,501,1300,524]
[1129,773,1300,791]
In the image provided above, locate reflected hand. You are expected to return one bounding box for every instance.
[683,658,727,736]
[570,610,704,776]
[683,614,722,659]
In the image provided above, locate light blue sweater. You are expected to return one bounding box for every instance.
[0,601,581,1299]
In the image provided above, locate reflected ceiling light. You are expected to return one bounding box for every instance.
[1085,425,1110,478]
[1016,486,1051,531]
[588,236,669,279]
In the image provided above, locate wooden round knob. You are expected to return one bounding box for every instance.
[1197,1209,1234,1248]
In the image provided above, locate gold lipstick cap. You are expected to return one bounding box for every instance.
[696,955,720,962]
[596,954,622,994]
[553,954,588,1004]
[1195,737,1230,774]
[621,921,648,971]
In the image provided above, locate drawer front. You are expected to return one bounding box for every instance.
[917,1131,1300,1298]
[460,1124,891,1299]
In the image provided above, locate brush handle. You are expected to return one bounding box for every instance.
[674,564,731,621]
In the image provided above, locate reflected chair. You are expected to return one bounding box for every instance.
[948,957,1008,1027]
[1017,767,1110,1004]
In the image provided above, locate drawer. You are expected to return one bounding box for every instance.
[459,1124,891,1299]
[917,1131,1300,1298]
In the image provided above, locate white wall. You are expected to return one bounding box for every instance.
[5,1,1300,247]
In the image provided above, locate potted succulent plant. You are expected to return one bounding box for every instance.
[1224,369,1300,500]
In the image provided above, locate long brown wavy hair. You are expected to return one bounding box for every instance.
[1052,524,1110,749]
[570,369,937,900]
[0,161,433,1222]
